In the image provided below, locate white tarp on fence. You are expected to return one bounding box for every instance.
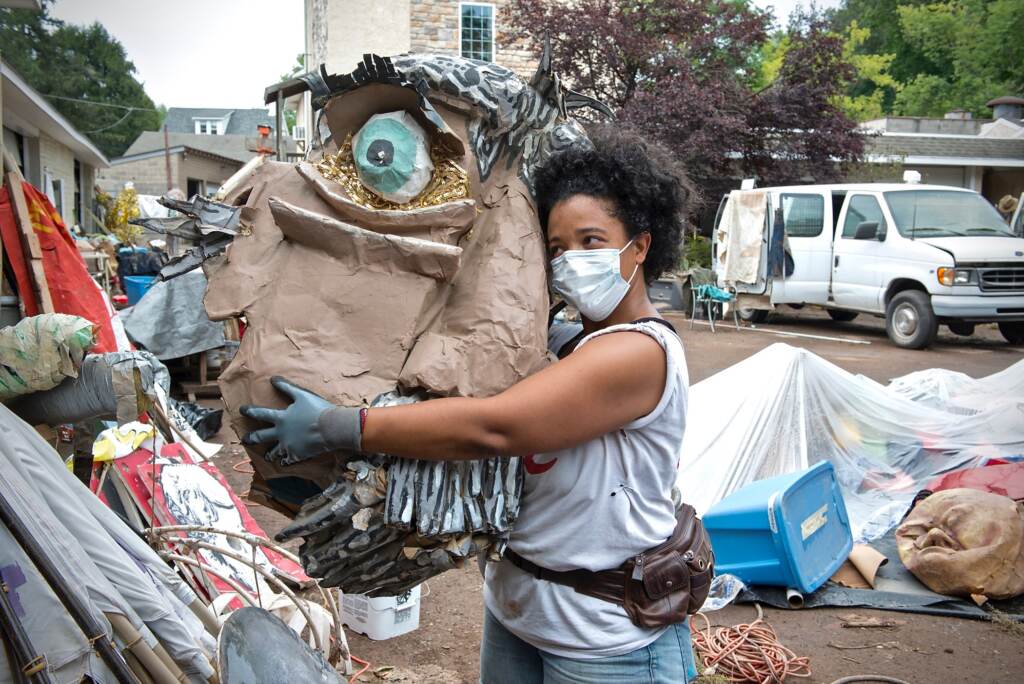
[677,344,1024,541]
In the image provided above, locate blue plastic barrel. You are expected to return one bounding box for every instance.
[702,461,852,593]
[123,275,157,305]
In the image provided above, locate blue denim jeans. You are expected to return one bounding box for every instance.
[479,608,699,683]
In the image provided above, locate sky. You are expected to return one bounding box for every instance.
[49,0,842,112]
[51,0,305,110]
[753,0,844,28]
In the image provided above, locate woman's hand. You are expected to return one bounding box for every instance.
[240,376,362,465]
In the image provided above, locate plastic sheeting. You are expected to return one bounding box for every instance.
[122,268,226,360]
[0,314,94,402]
[0,403,215,682]
[677,344,1024,542]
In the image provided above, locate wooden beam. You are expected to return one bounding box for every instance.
[4,172,54,314]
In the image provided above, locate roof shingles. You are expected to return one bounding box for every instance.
[868,134,1024,160]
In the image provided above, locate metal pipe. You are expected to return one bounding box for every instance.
[150,525,347,667]
[160,554,258,609]
[0,488,139,683]
[174,540,325,654]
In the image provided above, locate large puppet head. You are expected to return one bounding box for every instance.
[203,53,605,593]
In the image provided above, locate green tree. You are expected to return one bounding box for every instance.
[0,2,161,158]
[894,0,1024,117]
[836,21,899,121]
[832,0,1024,118]
[753,19,896,122]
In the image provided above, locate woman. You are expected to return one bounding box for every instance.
[242,128,700,683]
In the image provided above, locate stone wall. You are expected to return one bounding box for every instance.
[409,0,536,77]
[324,0,411,74]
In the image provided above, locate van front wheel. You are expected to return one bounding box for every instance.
[886,291,938,349]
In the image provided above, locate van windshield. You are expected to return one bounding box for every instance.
[884,190,1014,238]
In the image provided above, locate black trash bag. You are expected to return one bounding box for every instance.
[116,248,166,283]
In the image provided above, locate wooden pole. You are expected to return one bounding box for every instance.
[5,171,54,314]
[275,91,283,161]
[163,125,172,192]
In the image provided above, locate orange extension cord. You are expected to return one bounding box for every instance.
[347,655,371,682]
[692,604,812,683]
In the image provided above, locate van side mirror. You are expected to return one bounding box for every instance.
[853,221,879,240]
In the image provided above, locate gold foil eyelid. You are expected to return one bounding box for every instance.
[315,133,471,211]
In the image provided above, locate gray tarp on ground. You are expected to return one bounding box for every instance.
[0,403,214,682]
[123,268,226,360]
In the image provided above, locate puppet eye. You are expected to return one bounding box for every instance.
[352,111,434,204]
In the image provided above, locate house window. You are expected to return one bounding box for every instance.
[194,119,223,135]
[460,3,494,62]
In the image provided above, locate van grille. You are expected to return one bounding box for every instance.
[979,266,1024,292]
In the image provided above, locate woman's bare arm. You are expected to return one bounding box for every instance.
[361,331,667,460]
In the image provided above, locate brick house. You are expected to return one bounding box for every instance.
[97,107,295,197]
[286,0,536,152]
[1,59,109,230]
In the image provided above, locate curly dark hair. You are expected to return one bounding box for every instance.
[534,126,698,284]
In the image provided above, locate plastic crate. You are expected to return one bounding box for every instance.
[123,275,157,305]
[702,461,852,593]
[342,585,421,641]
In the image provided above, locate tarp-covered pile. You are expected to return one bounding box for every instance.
[678,343,1024,541]
[0,403,216,683]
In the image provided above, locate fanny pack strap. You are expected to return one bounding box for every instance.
[504,549,626,606]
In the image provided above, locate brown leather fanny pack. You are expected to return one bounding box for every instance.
[505,504,715,629]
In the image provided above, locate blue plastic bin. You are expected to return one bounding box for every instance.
[123,275,157,305]
[702,461,852,593]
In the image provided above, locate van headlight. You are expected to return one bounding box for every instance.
[937,267,974,286]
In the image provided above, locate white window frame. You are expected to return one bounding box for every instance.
[194,117,226,135]
[457,2,496,63]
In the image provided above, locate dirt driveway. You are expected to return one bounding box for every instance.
[212,307,1024,683]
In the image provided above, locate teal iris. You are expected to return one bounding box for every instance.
[353,118,418,195]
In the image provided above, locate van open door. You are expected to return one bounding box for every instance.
[767,189,834,306]
[713,190,769,294]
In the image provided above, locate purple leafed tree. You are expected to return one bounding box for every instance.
[503,0,866,189]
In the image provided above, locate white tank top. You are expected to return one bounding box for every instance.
[483,320,689,659]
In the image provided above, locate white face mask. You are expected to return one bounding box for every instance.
[550,240,639,321]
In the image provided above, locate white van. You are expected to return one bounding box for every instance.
[713,183,1024,348]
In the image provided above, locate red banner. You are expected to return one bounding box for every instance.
[0,180,119,351]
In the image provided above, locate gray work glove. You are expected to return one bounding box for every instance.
[240,376,362,465]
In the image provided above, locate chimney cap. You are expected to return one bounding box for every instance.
[986,96,1024,108]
